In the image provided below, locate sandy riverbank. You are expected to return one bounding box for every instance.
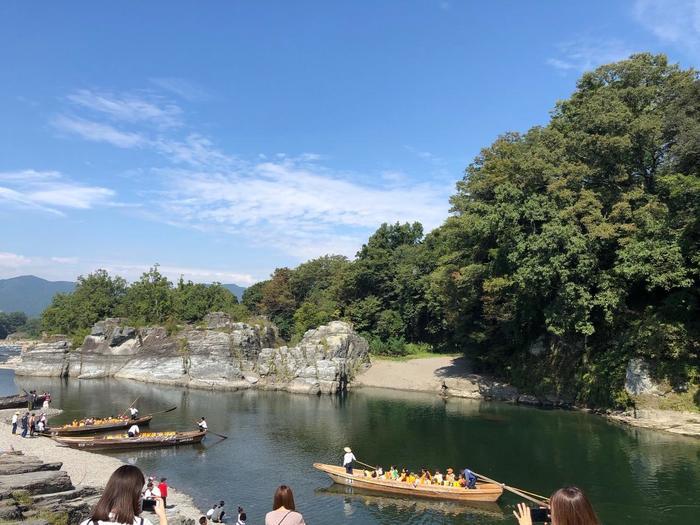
[354,355,700,438]
[0,408,202,524]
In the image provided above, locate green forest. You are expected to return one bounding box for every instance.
[38,54,699,408]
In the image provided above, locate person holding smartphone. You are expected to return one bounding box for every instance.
[81,465,168,525]
[513,486,600,525]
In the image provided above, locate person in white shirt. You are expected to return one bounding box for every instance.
[11,412,19,434]
[128,424,140,438]
[342,446,356,474]
[129,407,139,420]
[206,504,217,521]
[198,417,208,432]
[80,464,166,525]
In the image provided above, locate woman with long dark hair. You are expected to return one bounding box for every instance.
[514,486,600,525]
[265,485,306,525]
[80,465,167,525]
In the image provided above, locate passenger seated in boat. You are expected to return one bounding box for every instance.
[445,468,456,484]
[390,466,399,480]
[128,423,140,437]
[419,468,432,484]
[407,472,417,484]
[462,468,477,489]
[398,469,408,482]
[375,466,383,478]
[457,474,467,487]
[433,469,443,485]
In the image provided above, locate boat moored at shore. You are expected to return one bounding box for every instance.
[53,430,206,450]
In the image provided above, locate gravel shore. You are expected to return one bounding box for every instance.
[0,408,203,524]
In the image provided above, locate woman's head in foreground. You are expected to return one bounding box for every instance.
[91,465,146,523]
[550,486,600,525]
[272,485,296,511]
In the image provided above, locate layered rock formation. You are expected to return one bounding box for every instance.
[0,451,98,524]
[16,315,370,395]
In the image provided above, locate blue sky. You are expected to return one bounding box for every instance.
[1,1,698,286]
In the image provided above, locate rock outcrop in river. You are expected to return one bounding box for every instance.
[16,315,370,395]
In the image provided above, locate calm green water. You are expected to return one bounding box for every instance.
[2,370,699,524]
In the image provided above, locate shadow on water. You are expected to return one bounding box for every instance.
[3,372,700,525]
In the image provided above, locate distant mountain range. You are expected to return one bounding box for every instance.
[0,275,75,317]
[0,275,246,317]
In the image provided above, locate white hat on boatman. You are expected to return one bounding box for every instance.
[344,446,352,453]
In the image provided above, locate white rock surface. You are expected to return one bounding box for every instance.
[16,315,369,395]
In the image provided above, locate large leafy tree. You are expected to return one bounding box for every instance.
[435,54,699,404]
[42,269,127,334]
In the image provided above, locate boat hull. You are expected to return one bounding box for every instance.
[313,463,503,503]
[0,394,47,410]
[53,431,206,451]
[46,415,153,436]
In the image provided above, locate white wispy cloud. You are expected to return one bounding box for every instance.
[547,38,633,73]
[634,0,700,56]
[0,252,256,286]
[154,158,450,258]
[51,86,452,260]
[150,77,209,101]
[0,170,115,214]
[0,252,31,268]
[52,115,146,148]
[67,89,183,128]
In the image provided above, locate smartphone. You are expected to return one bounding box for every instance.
[530,508,550,522]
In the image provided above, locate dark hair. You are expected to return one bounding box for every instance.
[90,465,145,524]
[199,517,207,525]
[550,486,600,525]
[219,500,225,506]
[240,512,247,521]
[273,485,296,511]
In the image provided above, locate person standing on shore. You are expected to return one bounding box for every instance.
[11,411,18,434]
[28,413,35,437]
[82,464,167,525]
[20,412,28,438]
[158,478,168,508]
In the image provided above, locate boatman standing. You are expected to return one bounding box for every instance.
[198,417,208,432]
[127,423,140,437]
[342,446,356,474]
[129,406,139,420]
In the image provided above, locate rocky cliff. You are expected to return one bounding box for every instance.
[16,315,370,395]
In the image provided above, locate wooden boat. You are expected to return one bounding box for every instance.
[53,430,206,450]
[0,393,47,410]
[44,415,153,436]
[313,463,503,503]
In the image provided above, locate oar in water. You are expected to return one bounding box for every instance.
[192,420,228,440]
[471,470,549,506]
[148,406,177,416]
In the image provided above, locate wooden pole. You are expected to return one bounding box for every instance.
[471,470,549,506]
[355,459,378,470]
[119,396,141,419]
[192,420,228,440]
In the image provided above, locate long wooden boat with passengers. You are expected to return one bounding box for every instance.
[313,463,503,503]
[44,415,154,436]
[52,430,206,450]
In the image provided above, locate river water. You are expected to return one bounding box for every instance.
[2,369,699,525]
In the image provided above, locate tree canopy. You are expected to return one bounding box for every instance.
[39,54,698,407]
